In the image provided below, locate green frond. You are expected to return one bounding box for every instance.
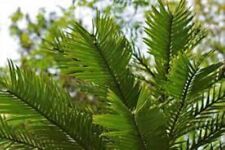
[0,61,105,150]
[93,90,146,149]
[52,15,140,108]
[94,86,170,150]
[144,0,206,80]
[1,0,224,149]
[178,113,225,149]
[135,86,169,149]
[164,54,222,99]
[0,115,44,150]
[132,49,156,87]
[190,62,223,95]
[192,82,225,119]
[163,53,197,99]
[163,52,222,143]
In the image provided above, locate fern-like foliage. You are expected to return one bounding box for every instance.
[144,0,206,81]
[0,0,225,150]
[0,61,105,150]
[52,15,140,109]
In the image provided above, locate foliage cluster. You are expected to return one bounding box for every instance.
[0,0,225,149]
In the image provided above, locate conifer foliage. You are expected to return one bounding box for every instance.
[0,0,225,149]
